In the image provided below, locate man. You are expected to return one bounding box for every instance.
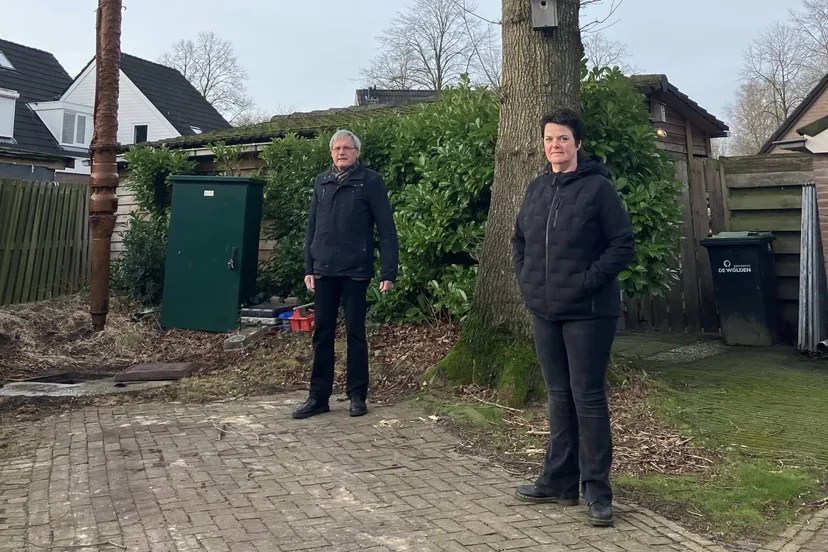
[292,129,399,420]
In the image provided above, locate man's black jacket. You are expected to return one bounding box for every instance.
[305,164,399,282]
[512,157,635,320]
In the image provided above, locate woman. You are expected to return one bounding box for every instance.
[511,108,635,527]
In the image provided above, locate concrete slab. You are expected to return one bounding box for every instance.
[648,340,730,364]
[0,379,170,397]
[114,362,196,382]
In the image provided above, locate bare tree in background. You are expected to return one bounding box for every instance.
[583,32,635,73]
[579,0,624,33]
[741,22,812,124]
[725,81,781,155]
[232,108,274,126]
[160,31,257,125]
[789,0,828,82]
[360,0,489,90]
[723,16,821,155]
[710,137,729,159]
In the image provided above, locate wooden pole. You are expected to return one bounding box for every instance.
[89,0,122,331]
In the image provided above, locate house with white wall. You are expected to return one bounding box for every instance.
[1,37,231,183]
[0,38,77,180]
[39,52,232,182]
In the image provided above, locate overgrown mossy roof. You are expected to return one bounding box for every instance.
[128,101,434,152]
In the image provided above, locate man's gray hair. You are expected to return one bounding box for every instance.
[330,129,361,151]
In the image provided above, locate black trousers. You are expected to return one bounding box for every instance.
[532,315,617,505]
[309,277,370,402]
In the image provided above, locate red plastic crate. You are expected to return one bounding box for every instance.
[289,309,314,332]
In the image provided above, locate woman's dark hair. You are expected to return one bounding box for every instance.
[540,108,584,144]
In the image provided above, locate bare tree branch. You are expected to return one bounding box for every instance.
[789,0,828,84]
[580,0,625,34]
[361,0,492,91]
[160,31,260,125]
[741,22,812,123]
[583,32,638,73]
[724,81,781,155]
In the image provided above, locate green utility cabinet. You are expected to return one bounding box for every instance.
[161,176,264,332]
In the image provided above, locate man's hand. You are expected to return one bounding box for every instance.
[304,275,315,292]
[379,280,394,293]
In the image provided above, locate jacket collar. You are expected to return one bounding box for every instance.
[321,162,365,185]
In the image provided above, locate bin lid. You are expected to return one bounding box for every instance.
[700,231,776,247]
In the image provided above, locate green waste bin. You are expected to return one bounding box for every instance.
[700,231,780,346]
[161,175,264,333]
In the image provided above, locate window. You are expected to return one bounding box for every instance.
[0,51,14,70]
[61,111,88,145]
[133,124,148,144]
[190,126,202,134]
[0,88,18,138]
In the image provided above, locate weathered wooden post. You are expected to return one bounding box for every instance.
[89,0,122,331]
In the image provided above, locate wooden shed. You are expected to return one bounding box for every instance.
[632,74,729,162]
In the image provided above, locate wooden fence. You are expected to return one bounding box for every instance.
[622,153,813,342]
[720,154,812,341]
[622,157,725,334]
[0,179,91,306]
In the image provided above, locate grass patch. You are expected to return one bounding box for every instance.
[646,347,828,464]
[617,458,821,540]
[618,345,828,541]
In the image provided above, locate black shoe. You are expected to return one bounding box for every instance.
[587,501,614,527]
[349,395,367,417]
[292,397,330,419]
[514,485,579,506]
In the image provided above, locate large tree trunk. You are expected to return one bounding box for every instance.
[473,0,583,336]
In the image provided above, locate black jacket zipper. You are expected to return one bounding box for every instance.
[544,174,560,286]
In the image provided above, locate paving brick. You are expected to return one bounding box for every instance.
[2,392,807,552]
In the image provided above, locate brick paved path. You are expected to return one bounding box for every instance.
[0,393,816,551]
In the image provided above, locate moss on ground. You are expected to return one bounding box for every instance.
[616,459,822,540]
[433,315,543,407]
[645,347,828,464]
[614,345,828,541]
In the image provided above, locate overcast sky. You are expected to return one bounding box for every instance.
[0,0,796,124]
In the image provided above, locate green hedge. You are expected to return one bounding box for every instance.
[257,69,681,321]
[121,69,682,321]
[258,76,497,321]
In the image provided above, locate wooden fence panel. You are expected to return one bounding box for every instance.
[0,179,91,306]
[622,158,723,334]
[720,154,812,342]
[678,161,702,332]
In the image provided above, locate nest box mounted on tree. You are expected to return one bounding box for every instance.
[531,0,559,30]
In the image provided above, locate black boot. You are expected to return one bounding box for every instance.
[514,485,579,506]
[349,395,367,417]
[587,501,614,527]
[292,397,330,419]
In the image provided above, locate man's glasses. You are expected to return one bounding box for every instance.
[332,146,357,152]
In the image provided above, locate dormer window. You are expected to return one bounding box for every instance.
[61,111,88,146]
[0,51,14,70]
[0,88,19,138]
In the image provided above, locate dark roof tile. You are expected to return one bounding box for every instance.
[760,72,828,154]
[0,38,75,160]
[119,53,231,135]
[133,102,430,152]
[354,87,437,106]
[630,74,729,137]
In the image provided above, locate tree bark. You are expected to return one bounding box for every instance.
[472,0,583,336]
